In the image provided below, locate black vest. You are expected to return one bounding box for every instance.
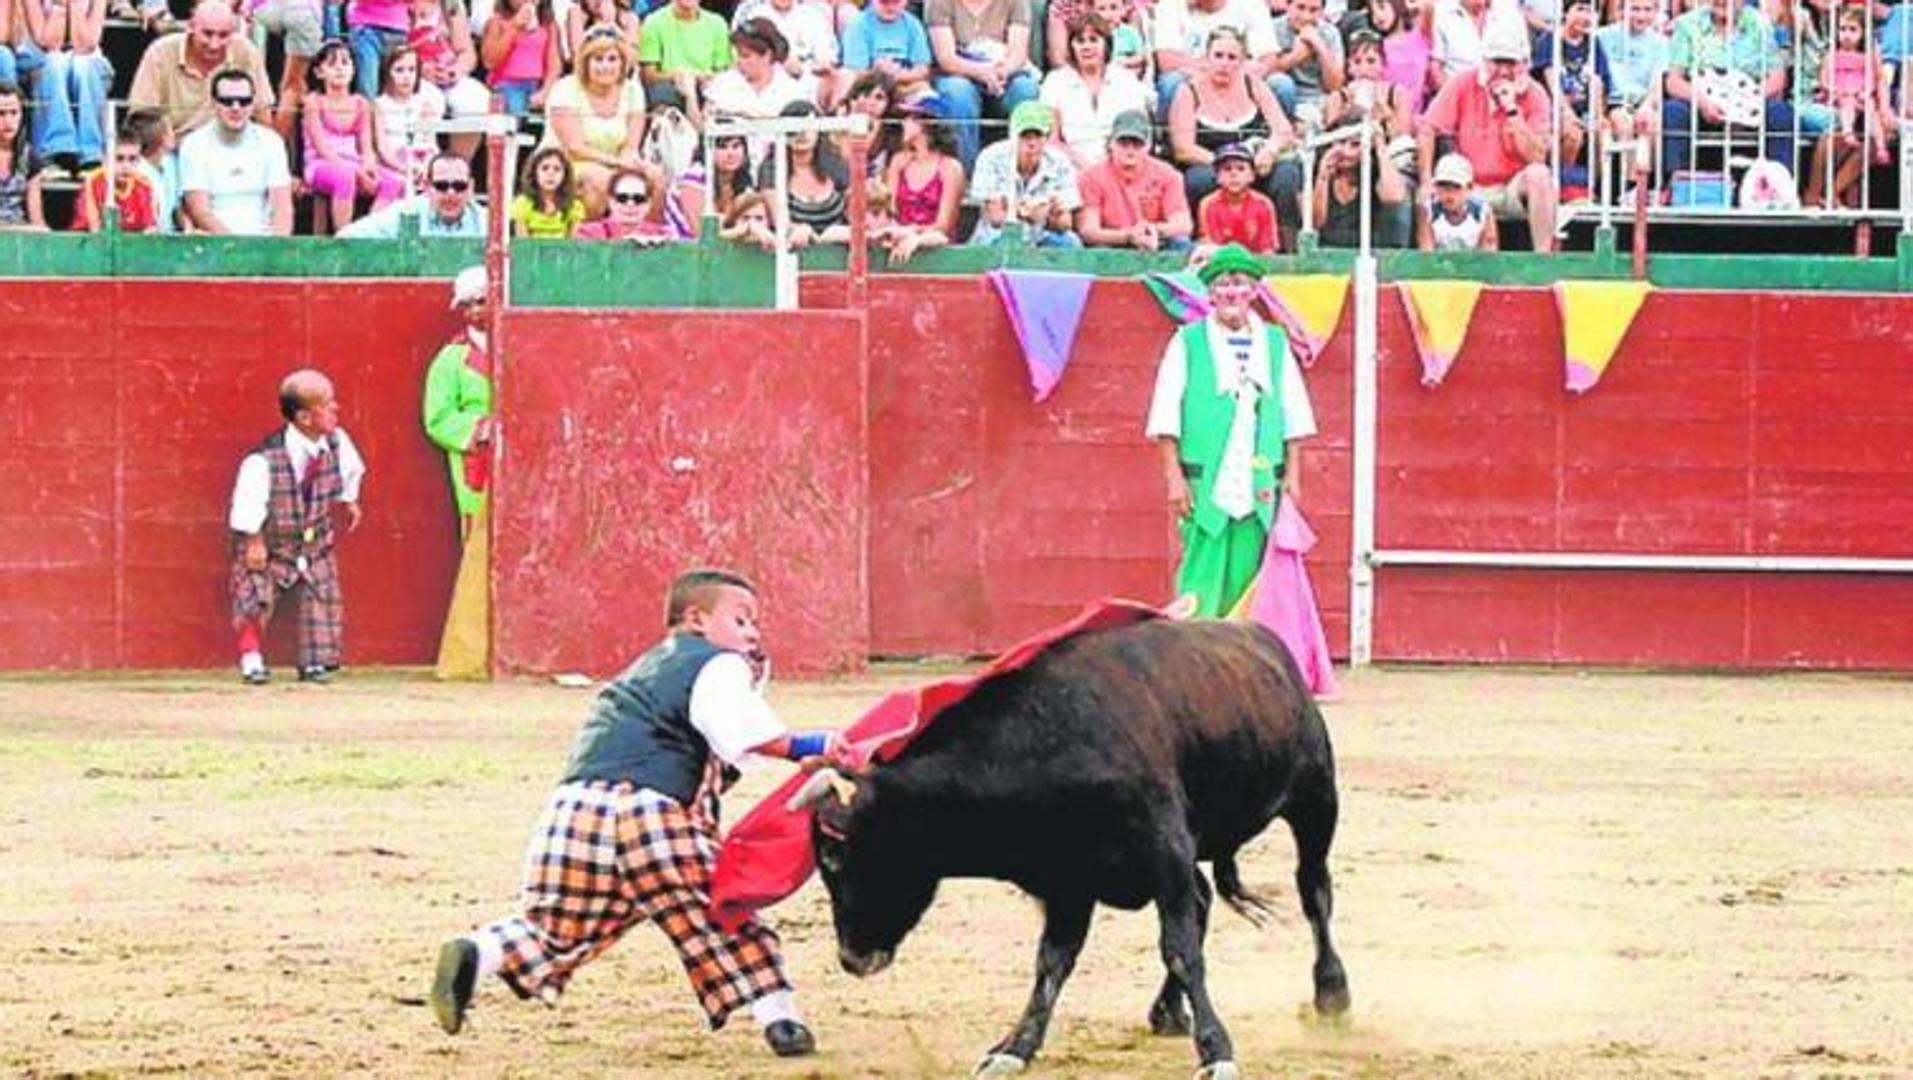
[561,633,728,804]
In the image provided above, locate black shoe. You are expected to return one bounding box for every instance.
[298,666,332,684]
[430,939,478,1035]
[242,668,270,686]
[764,1019,815,1057]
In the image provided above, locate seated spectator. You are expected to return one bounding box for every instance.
[480,0,562,117]
[304,40,405,234]
[639,0,734,113]
[1595,0,1666,171]
[926,0,1039,171]
[246,0,328,140]
[706,18,808,120]
[1417,25,1558,251]
[1767,0,1827,142]
[869,177,951,261]
[1195,141,1279,250]
[565,0,642,61]
[839,70,904,175]
[967,99,1084,246]
[1150,0,1280,118]
[884,94,966,238]
[338,150,486,235]
[127,1,275,138]
[721,188,778,246]
[0,83,49,231]
[671,131,757,232]
[1372,0,1437,119]
[404,0,489,160]
[840,0,933,105]
[1659,0,1793,186]
[1166,28,1303,232]
[123,106,181,231]
[73,129,160,232]
[373,46,444,195]
[1269,0,1347,128]
[1532,0,1610,186]
[178,68,291,235]
[1320,30,1415,155]
[756,100,852,245]
[15,0,112,171]
[511,144,587,237]
[1803,4,1892,208]
[1040,13,1153,169]
[1309,116,1409,245]
[1090,0,1152,82]
[732,0,844,105]
[1433,0,1526,82]
[547,29,650,215]
[1075,108,1196,250]
[575,165,679,241]
[1416,150,1498,247]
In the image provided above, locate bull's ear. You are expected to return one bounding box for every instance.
[787,767,851,813]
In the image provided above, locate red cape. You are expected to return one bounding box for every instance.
[709,598,1165,931]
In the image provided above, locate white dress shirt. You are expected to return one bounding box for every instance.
[228,425,367,534]
[687,653,788,765]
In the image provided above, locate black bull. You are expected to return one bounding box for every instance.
[791,619,1349,1079]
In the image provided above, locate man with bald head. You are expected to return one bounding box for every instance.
[228,369,367,685]
[128,0,275,137]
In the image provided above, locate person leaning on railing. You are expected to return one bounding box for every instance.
[1595,0,1667,176]
[1416,23,1559,251]
[337,149,485,235]
[1076,108,1196,250]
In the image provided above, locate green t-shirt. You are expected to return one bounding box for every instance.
[638,7,735,76]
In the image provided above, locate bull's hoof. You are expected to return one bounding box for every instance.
[1194,1060,1240,1080]
[973,1052,1028,1077]
[1147,999,1191,1036]
[1314,975,1352,1017]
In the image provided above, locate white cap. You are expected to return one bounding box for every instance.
[1482,21,1528,61]
[450,265,488,308]
[1433,153,1474,187]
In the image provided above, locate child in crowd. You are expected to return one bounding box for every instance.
[1823,5,1893,166]
[1531,0,1610,187]
[73,130,159,232]
[1373,0,1435,119]
[123,106,180,232]
[511,145,586,237]
[0,83,46,231]
[481,0,561,116]
[721,189,778,246]
[429,569,838,1060]
[1416,151,1497,250]
[408,0,461,90]
[374,45,445,196]
[674,133,758,231]
[1092,0,1151,79]
[575,166,678,242]
[1196,142,1278,253]
[304,39,405,233]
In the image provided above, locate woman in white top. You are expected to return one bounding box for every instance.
[703,18,807,126]
[730,0,843,104]
[1038,13,1152,168]
[545,28,649,215]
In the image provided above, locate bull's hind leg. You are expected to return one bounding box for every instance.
[1287,779,1350,1016]
[1146,868,1209,1037]
[973,895,1094,1078]
[1155,860,1237,1080]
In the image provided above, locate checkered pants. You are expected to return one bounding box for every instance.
[230,553,343,669]
[478,780,791,1029]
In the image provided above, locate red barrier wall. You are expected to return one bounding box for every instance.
[0,280,463,670]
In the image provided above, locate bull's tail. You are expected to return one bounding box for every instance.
[1213,856,1280,928]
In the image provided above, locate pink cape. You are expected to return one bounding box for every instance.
[709,599,1166,932]
[1247,498,1340,699]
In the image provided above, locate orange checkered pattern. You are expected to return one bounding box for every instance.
[480,779,790,1028]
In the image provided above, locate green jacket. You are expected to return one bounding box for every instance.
[1177,318,1288,538]
[421,336,493,517]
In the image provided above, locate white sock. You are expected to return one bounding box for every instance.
[749,989,801,1028]
[468,933,503,980]
[239,651,265,675]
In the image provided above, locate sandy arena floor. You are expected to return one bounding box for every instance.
[2,664,1909,1079]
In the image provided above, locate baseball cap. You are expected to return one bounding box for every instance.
[450,265,487,308]
[1108,110,1152,144]
[900,93,949,119]
[1009,100,1055,137]
[1212,142,1254,166]
[1432,153,1474,187]
[1482,22,1528,61]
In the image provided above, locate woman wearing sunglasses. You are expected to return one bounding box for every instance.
[574,164,678,243]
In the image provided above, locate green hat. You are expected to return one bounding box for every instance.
[1197,243,1267,285]
[1009,100,1055,137]
[1108,110,1152,143]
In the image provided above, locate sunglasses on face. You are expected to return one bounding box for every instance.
[214,94,254,107]
[431,178,472,192]
[612,190,648,204]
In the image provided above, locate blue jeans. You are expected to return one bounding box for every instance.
[494,79,539,116]
[14,44,112,165]
[1660,96,1796,183]
[350,25,407,99]
[1797,102,1833,137]
[932,71,1039,173]
[323,1,346,40]
[0,45,16,88]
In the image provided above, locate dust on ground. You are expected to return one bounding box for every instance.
[2,665,1909,1079]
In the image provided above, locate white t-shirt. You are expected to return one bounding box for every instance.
[228,425,368,533]
[179,123,292,236]
[1151,0,1278,59]
[1039,66,1153,165]
[686,652,787,765]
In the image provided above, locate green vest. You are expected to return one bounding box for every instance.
[1177,319,1288,538]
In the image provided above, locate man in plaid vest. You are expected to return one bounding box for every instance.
[228,369,366,684]
[430,569,842,1059]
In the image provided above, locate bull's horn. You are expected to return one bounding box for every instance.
[787,768,850,813]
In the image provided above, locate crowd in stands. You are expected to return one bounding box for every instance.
[2,0,1912,249]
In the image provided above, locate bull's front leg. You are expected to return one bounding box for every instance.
[1157,866,1236,1080]
[973,895,1094,1078]
[1147,867,1211,1036]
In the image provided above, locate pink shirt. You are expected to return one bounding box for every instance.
[1420,68,1551,186]
[350,0,410,32]
[1079,156,1190,231]
[1383,28,1433,118]
[575,218,677,241]
[489,22,550,84]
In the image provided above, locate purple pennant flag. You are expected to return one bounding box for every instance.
[986,269,1096,403]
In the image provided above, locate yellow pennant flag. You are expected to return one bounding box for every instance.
[1555,280,1654,394]
[435,506,491,681]
[1259,274,1350,364]
[1398,280,1485,387]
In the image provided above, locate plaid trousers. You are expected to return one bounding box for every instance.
[478,779,791,1029]
[229,549,343,670]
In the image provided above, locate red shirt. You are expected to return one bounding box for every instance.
[1420,69,1553,186]
[1197,188,1279,254]
[1080,156,1190,234]
[73,169,159,233]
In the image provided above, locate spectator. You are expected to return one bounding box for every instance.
[565,0,641,61]
[15,0,112,171]
[1373,0,1438,118]
[840,0,933,103]
[127,1,275,138]
[511,144,586,237]
[926,0,1039,172]
[480,0,561,116]
[350,0,416,99]
[756,100,851,245]
[732,0,843,105]
[884,94,965,239]
[247,0,328,140]
[1416,150,1498,247]
[1769,0,1829,141]
[671,131,756,230]
[1879,0,1913,68]
[1195,141,1279,250]
[338,150,487,235]
[1433,0,1526,81]
[868,177,950,262]
[1076,108,1196,250]
[404,0,489,160]
[1091,0,1152,82]
[1166,28,1302,232]
[576,165,679,241]
[123,106,181,231]
[1040,13,1153,168]
[1532,0,1610,186]
[1595,0,1667,170]
[1417,25,1558,251]
[373,45,444,195]
[1151,0,1280,117]
[0,83,48,230]
[967,99,1084,246]
[546,29,649,215]
[304,39,405,234]
[720,188,778,245]
[74,129,161,231]
[839,70,903,175]
[1804,3,1892,207]
[1310,116,1410,244]
[638,0,734,113]
[706,18,807,119]
[179,68,292,235]
[0,0,14,89]
[1319,32,1416,235]
[1269,0,1347,127]
[1660,0,1793,185]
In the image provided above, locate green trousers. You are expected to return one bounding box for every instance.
[1176,514,1269,618]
